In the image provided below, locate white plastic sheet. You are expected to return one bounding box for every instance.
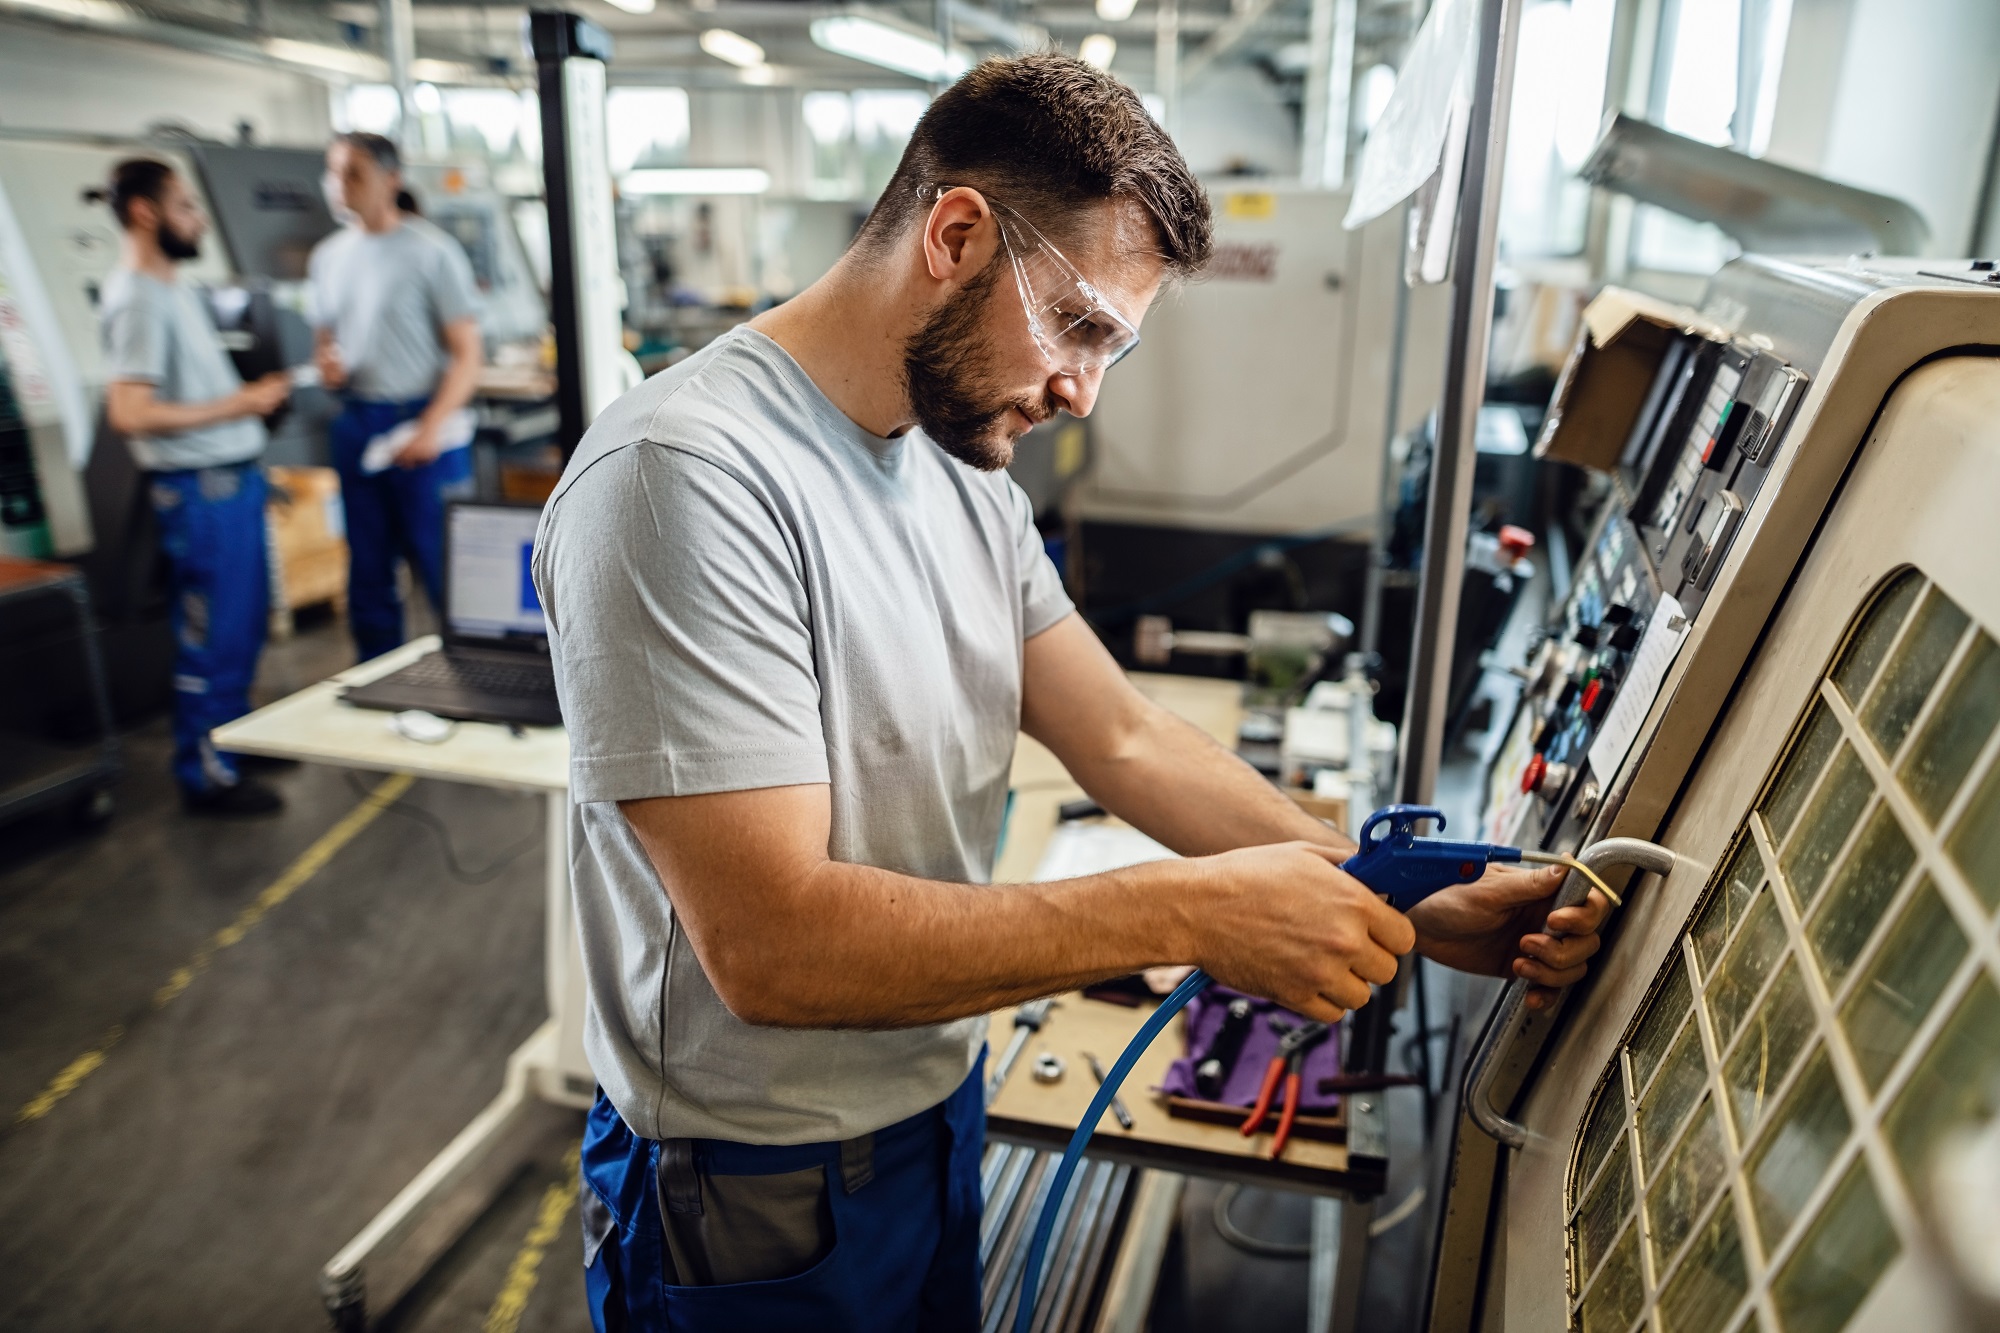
[1342,0,1478,231]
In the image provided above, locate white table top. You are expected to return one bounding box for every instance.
[213,637,569,793]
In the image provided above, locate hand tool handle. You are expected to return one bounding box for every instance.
[1271,1072,1303,1159]
[1194,996,1255,1099]
[1240,1058,1285,1135]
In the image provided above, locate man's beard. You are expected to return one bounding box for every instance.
[902,256,1058,472]
[157,220,200,262]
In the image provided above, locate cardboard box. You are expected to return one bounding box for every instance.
[1534,287,1733,472]
[265,466,347,614]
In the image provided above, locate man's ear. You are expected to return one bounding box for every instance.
[920,187,999,284]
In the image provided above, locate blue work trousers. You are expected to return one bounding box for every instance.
[580,1059,985,1332]
[147,463,269,795]
[329,397,473,661]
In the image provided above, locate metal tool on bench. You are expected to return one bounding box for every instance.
[1193,995,1255,1100]
[987,998,1056,1104]
[1238,1018,1333,1160]
[1083,1053,1132,1130]
[1008,805,1624,1333]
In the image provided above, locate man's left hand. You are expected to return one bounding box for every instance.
[1406,863,1613,1011]
[395,418,444,467]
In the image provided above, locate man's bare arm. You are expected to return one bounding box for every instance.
[1020,614,1351,858]
[106,376,287,437]
[617,783,1412,1031]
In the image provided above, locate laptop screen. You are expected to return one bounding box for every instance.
[447,503,546,643]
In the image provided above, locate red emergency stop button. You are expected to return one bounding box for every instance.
[1521,753,1548,794]
[1581,678,1604,715]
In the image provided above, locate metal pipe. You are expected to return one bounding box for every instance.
[1464,837,1676,1149]
[381,0,417,154]
[1394,0,1525,807]
[1153,0,1179,138]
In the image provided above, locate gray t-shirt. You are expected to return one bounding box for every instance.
[100,267,264,472]
[534,326,1074,1145]
[307,217,481,403]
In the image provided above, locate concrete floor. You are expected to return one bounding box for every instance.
[0,601,1512,1333]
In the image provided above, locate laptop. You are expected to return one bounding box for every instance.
[341,501,563,727]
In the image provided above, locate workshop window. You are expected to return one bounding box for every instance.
[1564,568,2000,1332]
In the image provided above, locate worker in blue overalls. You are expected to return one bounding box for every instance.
[99,159,293,815]
[309,131,484,661]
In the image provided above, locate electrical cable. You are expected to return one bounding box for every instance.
[343,770,544,885]
[1212,1183,1311,1259]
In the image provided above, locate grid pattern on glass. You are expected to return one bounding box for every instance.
[1565,570,2000,1332]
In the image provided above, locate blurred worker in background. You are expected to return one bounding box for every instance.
[310,132,483,661]
[96,158,292,816]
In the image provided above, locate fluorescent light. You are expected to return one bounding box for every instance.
[411,57,483,84]
[1095,0,1137,20]
[261,36,387,78]
[739,63,777,85]
[413,81,443,113]
[7,0,129,23]
[700,27,766,67]
[1078,33,1116,69]
[600,0,654,13]
[622,167,771,195]
[810,14,971,82]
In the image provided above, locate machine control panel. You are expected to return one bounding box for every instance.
[1482,326,1808,852]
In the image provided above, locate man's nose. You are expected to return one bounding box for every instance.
[1049,366,1105,419]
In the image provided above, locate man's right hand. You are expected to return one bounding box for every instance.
[236,372,292,418]
[315,341,348,391]
[1189,841,1415,1024]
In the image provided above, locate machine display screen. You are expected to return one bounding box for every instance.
[447,504,545,641]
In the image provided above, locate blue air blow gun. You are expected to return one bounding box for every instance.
[1009,805,1598,1333]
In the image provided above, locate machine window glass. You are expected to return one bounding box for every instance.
[1896,631,1999,823]
[1722,958,1814,1137]
[1692,839,1764,974]
[1580,1224,1645,1333]
[1884,977,2000,1192]
[1566,571,1998,1332]
[1943,758,2000,909]
[1777,746,1870,907]
[1830,570,1921,706]
[1656,1199,1747,1333]
[1578,1135,1636,1279]
[1760,704,1841,843]
[1745,1050,1850,1248]
[1840,880,1966,1092]
[1629,965,1695,1094]
[1639,1022,1709,1170]
[1704,890,1785,1048]
[1858,587,1969,756]
[1646,1099,1729,1271]
[1770,1159,1900,1333]
[1804,805,1916,989]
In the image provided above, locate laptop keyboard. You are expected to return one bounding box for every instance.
[387,652,554,699]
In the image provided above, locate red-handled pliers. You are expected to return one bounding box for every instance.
[1240,1018,1332,1160]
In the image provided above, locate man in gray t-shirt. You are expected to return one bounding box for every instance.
[309,132,483,661]
[97,159,291,814]
[540,55,1612,1331]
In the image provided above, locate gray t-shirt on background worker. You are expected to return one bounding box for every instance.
[99,267,264,472]
[307,217,481,403]
[533,326,1074,1145]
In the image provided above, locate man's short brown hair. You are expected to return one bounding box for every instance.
[856,52,1212,277]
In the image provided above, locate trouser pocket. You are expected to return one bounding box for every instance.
[579,1183,626,1333]
[654,1140,838,1287]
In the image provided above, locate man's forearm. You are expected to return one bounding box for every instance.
[422,324,481,426]
[1068,704,1352,859]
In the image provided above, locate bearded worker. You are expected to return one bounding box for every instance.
[535,54,1612,1332]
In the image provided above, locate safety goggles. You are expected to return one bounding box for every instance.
[919,184,1141,376]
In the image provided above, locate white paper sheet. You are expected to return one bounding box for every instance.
[1032,822,1176,882]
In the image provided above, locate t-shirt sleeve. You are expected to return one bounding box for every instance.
[104,287,168,384]
[537,441,830,804]
[1009,477,1074,639]
[428,233,483,327]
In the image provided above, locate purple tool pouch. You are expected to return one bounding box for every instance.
[1159,987,1345,1112]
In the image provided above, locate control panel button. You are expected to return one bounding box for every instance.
[1520,753,1548,794]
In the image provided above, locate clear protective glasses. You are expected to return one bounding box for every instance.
[918,184,1141,377]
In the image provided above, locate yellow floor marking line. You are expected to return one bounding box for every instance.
[485,1141,584,1333]
[13,772,414,1127]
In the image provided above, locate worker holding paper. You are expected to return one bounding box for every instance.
[309,131,484,660]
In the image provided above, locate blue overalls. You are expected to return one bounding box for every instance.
[147,462,269,796]
[580,1058,986,1332]
[328,397,473,661]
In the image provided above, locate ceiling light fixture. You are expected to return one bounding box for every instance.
[261,36,387,78]
[599,0,655,14]
[622,167,772,195]
[699,27,766,67]
[810,14,971,82]
[1078,33,1116,69]
[1095,0,1138,21]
